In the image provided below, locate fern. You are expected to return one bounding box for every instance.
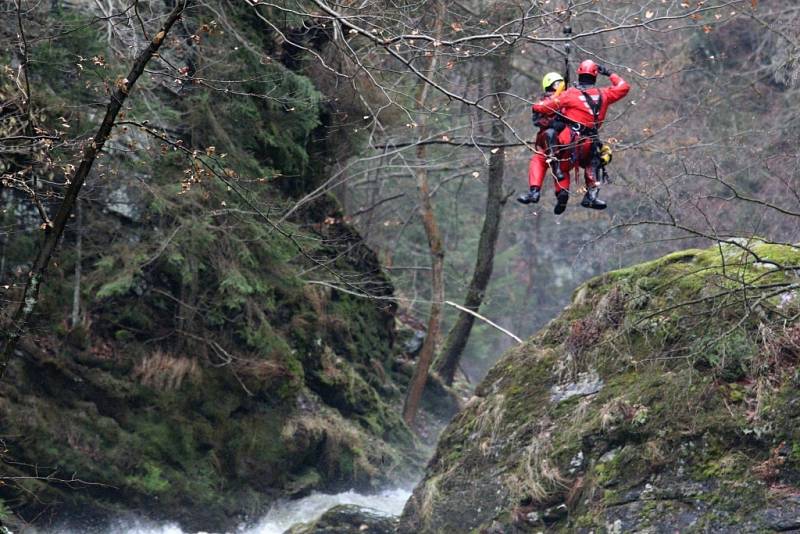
[96,272,134,299]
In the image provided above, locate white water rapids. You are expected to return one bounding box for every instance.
[51,488,411,534]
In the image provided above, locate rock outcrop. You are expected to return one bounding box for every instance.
[0,3,445,530]
[401,241,800,533]
[0,199,428,532]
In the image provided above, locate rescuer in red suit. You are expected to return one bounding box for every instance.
[516,71,570,206]
[532,59,630,214]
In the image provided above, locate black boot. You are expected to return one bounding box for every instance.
[517,186,541,205]
[580,186,607,210]
[554,190,569,215]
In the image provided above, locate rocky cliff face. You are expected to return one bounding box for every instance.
[0,197,428,532]
[0,3,444,530]
[401,241,800,533]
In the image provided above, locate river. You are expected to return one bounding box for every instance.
[50,488,411,534]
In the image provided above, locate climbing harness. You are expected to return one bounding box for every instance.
[547,3,573,188]
[538,1,614,190]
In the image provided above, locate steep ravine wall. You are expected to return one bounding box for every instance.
[0,3,440,531]
[0,203,428,533]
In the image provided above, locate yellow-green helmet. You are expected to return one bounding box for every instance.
[542,71,564,92]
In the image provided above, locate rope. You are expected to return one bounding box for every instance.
[546,0,574,192]
[563,0,573,86]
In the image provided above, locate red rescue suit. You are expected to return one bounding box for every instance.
[532,73,630,191]
[536,73,630,129]
[527,144,572,192]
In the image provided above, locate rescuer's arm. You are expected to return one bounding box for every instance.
[600,69,630,104]
[532,95,561,115]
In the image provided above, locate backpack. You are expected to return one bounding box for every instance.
[532,110,554,129]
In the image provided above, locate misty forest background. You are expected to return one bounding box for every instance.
[0,0,799,529]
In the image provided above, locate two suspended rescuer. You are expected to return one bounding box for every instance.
[519,59,630,215]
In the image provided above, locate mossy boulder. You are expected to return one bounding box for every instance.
[400,240,800,533]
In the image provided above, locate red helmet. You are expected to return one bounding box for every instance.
[577,59,599,77]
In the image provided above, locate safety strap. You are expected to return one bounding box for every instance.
[579,89,602,130]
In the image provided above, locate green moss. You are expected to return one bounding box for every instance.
[691,328,757,382]
[488,348,555,426]
[593,462,613,486]
[0,3,420,528]
[602,249,702,284]
[133,417,193,463]
[749,242,800,266]
[243,322,292,356]
[572,511,599,528]
[590,241,800,308]
[326,293,393,367]
[286,468,322,496]
[696,453,748,480]
[115,304,155,331]
[401,242,800,534]
[226,412,290,482]
[601,488,621,505]
[126,463,171,494]
[791,442,800,462]
[114,329,134,342]
[722,383,746,403]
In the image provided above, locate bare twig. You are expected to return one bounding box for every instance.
[445,300,523,344]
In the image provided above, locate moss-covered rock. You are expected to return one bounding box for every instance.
[0,199,424,531]
[400,241,800,533]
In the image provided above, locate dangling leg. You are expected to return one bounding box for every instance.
[544,127,564,181]
[553,128,576,215]
[580,144,607,210]
[553,157,573,215]
[517,150,546,204]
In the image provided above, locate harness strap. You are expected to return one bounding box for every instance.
[579,89,602,129]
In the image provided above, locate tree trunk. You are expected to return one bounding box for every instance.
[402,0,446,427]
[0,1,188,378]
[71,200,82,327]
[0,191,8,284]
[434,49,511,386]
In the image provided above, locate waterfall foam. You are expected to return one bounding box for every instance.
[48,487,411,534]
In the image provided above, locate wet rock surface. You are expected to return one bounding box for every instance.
[549,370,604,403]
[287,505,398,533]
